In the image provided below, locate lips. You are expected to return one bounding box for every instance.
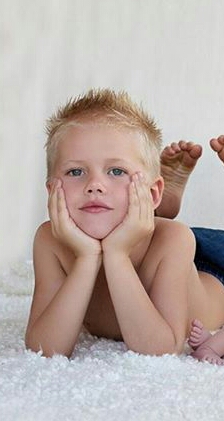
[79,201,113,214]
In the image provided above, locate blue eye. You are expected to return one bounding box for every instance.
[109,168,126,176]
[67,168,83,177]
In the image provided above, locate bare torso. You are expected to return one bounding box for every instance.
[50,218,224,340]
[56,231,152,340]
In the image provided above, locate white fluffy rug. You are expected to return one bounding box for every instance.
[1,262,224,421]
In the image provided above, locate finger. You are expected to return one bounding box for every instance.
[133,173,144,220]
[133,173,151,220]
[48,179,59,227]
[56,181,66,214]
[56,183,70,227]
[128,176,140,220]
[140,173,151,221]
[47,179,54,212]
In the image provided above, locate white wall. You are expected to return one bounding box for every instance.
[1,0,224,268]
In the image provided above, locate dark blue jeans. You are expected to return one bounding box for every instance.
[191,227,224,285]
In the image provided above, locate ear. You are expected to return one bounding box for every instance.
[150,176,164,210]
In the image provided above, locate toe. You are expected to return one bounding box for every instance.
[217,135,224,144]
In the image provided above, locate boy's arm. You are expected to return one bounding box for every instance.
[103,224,192,356]
[102,173,190,355]
[25,224,101,358]
[26,180,102,357]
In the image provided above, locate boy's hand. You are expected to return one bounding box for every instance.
[48,179,102,257]
[102,173,154,255]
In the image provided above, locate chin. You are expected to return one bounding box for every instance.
[75,221,114,240]
[73,213,124,240]
[81,226,112,240]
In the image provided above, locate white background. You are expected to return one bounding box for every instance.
[1,0,224,268]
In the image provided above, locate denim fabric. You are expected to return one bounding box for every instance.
[191,227,224,285]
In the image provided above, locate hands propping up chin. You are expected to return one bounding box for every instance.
[48,174,154,259]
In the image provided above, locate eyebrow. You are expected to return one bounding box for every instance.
[61,158,141,167]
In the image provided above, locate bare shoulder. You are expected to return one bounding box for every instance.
[34,220,54,247]
[34,221,76,275]
[34,221,66,259]
[33,220,66,283]
[33,221,62,272]
[140,218,196,290]
[147,217,196,264]
[154,217,195,246]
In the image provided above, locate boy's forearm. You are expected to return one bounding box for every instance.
[103,252,179,356]
[25,256,101,357]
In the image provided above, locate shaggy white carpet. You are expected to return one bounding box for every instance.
[1,262,224,421]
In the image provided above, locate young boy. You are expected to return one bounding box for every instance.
[25,89,224,358]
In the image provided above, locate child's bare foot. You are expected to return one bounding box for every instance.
[189,320,224,365]
[188,319,212,350]
[156,141,202,218]
[191,345,224,365]
[210,135,224,163]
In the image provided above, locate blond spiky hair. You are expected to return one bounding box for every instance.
[45,88,162,180]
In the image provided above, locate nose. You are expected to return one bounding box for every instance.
[84,175,107,195]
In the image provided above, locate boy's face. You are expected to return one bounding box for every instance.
[51,124,151,239]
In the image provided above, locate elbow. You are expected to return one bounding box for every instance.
[25,331,46,356]
[25,333,44,355]
[128,343,184,357]
[125,333,185,357]
[173,341,185,355]
[25,332,74,359]
[156,336,185,356]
